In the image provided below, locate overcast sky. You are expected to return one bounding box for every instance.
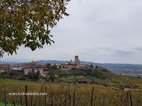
[1,0,142,64]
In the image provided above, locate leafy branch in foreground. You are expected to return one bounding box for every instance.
[0,0,70,55]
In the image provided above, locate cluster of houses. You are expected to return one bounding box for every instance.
[22,62,49,77]
[0,56,91,78]
[0,61,49,78]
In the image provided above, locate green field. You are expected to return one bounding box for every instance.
[0,79,142,106]
[0,102,21,106]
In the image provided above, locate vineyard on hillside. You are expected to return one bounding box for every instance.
[0,80,142,106]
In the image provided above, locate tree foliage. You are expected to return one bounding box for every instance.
[0,0,69,55]
[27,69,40,80]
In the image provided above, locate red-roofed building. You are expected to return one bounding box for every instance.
[23,61,48,77]
[0,64,11,73]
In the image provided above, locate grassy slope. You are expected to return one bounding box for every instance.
[56,67,142,89]
[0,102,21,106]
[0,79,122,96]
[0,79,142,106]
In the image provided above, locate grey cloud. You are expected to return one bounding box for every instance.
[1,0,142,64]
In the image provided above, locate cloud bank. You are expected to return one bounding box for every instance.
[1,0,142,64]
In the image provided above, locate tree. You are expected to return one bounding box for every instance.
[27,69,35,79]
[48,70,55,82]
[46,63,51,69]
[51,64,58,70]
[0,49,4,57]
[0,0,70,56]
[27,69,40,80]
[35,70,40,80]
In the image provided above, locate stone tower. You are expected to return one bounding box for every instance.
[74,55,80,65]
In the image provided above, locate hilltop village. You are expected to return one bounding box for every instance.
[1,56,142,90]
[0,56,92,80]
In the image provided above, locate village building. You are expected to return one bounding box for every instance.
[60,56,90,70]
[60,63,76,70]
[74,55,80,65]
[11,64,23,71]
[9,64,24,77]
[76,64,90,70]
[23,61,48,77]
[0,64,11,73]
